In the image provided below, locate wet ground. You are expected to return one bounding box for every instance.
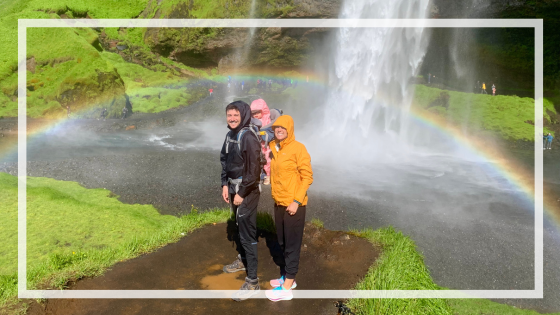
[25,222,379,315]
[1,91,560,313]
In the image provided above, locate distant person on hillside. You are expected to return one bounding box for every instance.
[220,101,262,301]
[209,88,213,97]
[492,84,496,96]
[100,108,107,121]
[121,106,128,119]
[242,80,245,91]
[546,133,553,150]
[482,82,487,94]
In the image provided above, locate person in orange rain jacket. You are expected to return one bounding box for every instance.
[265,115,313,302]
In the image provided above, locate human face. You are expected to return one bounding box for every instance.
[274,126,288,141]
[226,109,241,129]
[252,110,262,119]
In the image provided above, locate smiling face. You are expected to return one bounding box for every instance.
[252,110,262,119]
[226,108,241,129]
[273,126,288,141]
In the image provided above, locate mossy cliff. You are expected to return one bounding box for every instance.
[0,0,557,120]
[141,0,338,73]
[0,0,339,119]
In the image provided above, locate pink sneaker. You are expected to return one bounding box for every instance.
[266,286,293,301]
[270,275,297,289]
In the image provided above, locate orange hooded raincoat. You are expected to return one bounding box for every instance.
[270,115,313,206]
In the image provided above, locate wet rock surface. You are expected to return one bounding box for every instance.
[25,222,379,315]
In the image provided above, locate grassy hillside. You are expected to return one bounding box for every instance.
[413,84,557,142]
[0,0,230,119]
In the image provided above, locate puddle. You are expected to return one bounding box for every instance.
[199,264,273,290]
[200,272,245,290]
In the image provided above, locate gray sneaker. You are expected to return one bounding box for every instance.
[232,277,260,301]
[223,254,246,273]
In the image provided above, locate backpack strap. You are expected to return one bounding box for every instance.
[227,125,259,158]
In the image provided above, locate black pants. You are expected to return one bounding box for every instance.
[230,189,259,280]
[274,204,306,280]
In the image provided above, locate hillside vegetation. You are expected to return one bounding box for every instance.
[413,84,557,142]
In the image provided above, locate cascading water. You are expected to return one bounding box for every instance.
[296,0,497,194]
[229,0,258,73]
[306,0,434,166]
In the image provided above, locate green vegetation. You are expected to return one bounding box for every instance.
[413,84,557,141]
[349,227,452,314]
[0,172,230,311]
[0,0,226,119]
[255,211,276,234]
[98,51,199,114]
[349,226,560,315]
[0,171,555,314]
[448,299,556,315]
[310,217,324,229]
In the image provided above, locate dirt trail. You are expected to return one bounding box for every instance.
[26,222,379,315]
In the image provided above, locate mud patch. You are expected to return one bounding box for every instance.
[26,222,379,315]
[199,264,246,290]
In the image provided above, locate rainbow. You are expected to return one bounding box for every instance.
[1,72,558,230]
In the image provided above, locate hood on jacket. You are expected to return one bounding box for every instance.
[250,99,271,126]
[262,108,282,129]
[226,100,252,133]
[271,115,295,148]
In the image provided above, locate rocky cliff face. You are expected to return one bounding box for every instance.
[139,0,556,91]
[143,0,339,73]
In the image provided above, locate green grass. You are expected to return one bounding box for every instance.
[0,172,230,311]
[413,84,557,141]
[98,51,199,114]
[0,23,126,118]
[255,211,276,234]
[310,217,324,229]
[347,226,559,315]
[448,299,558,315]
[349,227,453,314]
[0,171,556,315]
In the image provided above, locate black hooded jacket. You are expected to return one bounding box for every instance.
[220,101,261,197]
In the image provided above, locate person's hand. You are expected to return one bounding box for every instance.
[233,194,244,206]
[286,202,299,216]
[222,186,229,203]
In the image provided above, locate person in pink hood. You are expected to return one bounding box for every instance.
[250,99,272,185]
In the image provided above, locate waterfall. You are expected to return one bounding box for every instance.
[221,0,258,74]
[310,0,432,164]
